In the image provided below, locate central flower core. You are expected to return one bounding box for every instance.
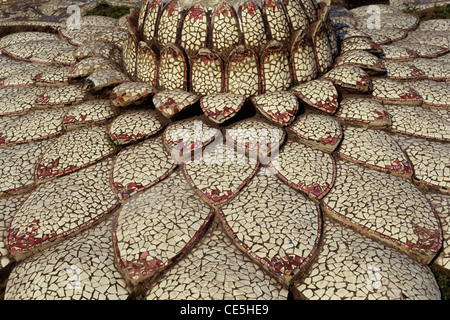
[123,0,337,98]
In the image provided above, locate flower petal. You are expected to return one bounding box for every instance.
[8,158,119,260]
[145,221,289,299]
[200,93,246,124]
[270,139,336,200]
[287,113,342,153]
[153,89,199,118]
[182,142,259,207]
[294,218,440,300]
[252,91,298,126]
[337,126,413,177]
[6,216,131,300]
[111,136,177,200]
[322,161,443,263]
[291,79,339,114]
[113,170,214,285]
[218,170,321,286]
[35,125,117,181]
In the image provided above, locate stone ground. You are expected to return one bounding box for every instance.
[0,0,449,301]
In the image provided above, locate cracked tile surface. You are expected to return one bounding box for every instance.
[0,0,448,301]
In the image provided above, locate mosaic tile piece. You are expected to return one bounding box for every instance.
[162,118,222,162]
[260,40,291,93]
[360,28,408,45]
[295,218,441,300]
[108,110,164,145]
[290,32,318,84]
[211,1,240,58]
[430,107,450,123]
[284,0,309,34]
[383,60,427,81]
[73,41,122,64]
[0,194,27,269]
[0,32,59,48]
[226,45,260,97]
[0,62,70,87]
[337,126,412,177]
[0,60,23,80]
[123,31,137,78]
[411,80,450,108]
[136,41,158,87]
[391,41,449,59]
[158,44,188,91]
[218,170,321,286]
[7,158,119,260]
[322,161,442,264]
[287,113,342,153]
[405,30,449,49]
[181,4,208,57]
[372,79,422,105]
[138,0,150,29]
[312,21,334,74]
[331,15,356,30]
[5,217,131,300]
[263,0,290,43]
[35,85,87,107]
[113,170,214,285]
[226,118,286,162]
[417,19,450,33]
[142,0,161,42]
[334,97,391,128]
[35,125,117,181]
[77,14,118,29]
[411,58,450,81]
[301,0,317,22]
[92,29,127,50]
[200,93,246,124]
[68,57,120,79]
[324,65,372,92]
[156,0,180,47]
[191,48,224,96]
[111,136,176,200]
[269,139,336,200]
[0,52,9,63]
[59,25,119,47]
[239,1,267,55]
[400,138,450,193]
[33,65,70,85]
[0,87,45,116]
[183,142,259,207]
[354,9,418,32]
[1,85,85,112]
[110,82,155,107]
[0,108,64,146]
[385,104,450,142]
[335,27,368,42]
[340,37,382,54]
[335,50,386,72]
[427,194,450,272]
[63,100,116,129]
[0,140,51,195]
[153,90,199,118]
[380,44,419,60]
[145,221,289,300]
[83,69,130,91]
[1,40,77,66]
[291,79,339,114]
[350,4,398,16]
[326,21,339,59]
[252,91,299,126]
[0,61,36,87]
